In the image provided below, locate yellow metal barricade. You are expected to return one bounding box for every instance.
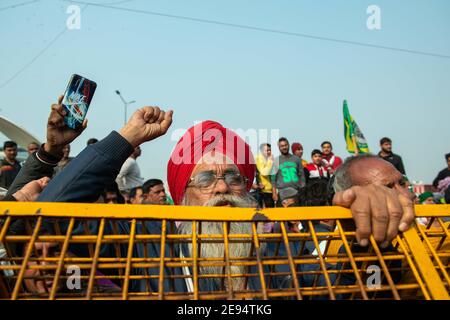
[0,202,449,300]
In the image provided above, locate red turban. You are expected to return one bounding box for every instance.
[291,142,303,154]
[167,120,255,205]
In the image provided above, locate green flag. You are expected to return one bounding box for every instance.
[343,100,370,154]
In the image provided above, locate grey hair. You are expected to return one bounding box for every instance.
[333,154,378,192]
[179,192,264,290]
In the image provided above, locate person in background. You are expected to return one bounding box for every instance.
[279,187,302,233]
[26,142,39,156]
[87,138,98,146]
[321,141,343,176]
[378,137,406,175]
[250,174,264,209]
[255,143,274,208]
[20,142,40,166]
[272,137,305,206]
[0,141,21,189]
[416,191,440,227]
[142,178,167,205]
[291,142,308,168]
[102,182,125,204]
[306,149,329,182]
[129,186,144,204]
[433,153,450,188]
[116,146,144,193]
[418,192,435,205]
[53,144,72,176]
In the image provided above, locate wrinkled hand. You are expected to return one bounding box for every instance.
[13,177,50,202]
[45,95,87,156]
[333,184,415,247]
[119,107,173,148]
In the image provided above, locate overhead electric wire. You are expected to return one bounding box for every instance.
[0,0,40,12]
[0,4,89,90]
[64,0,450,60]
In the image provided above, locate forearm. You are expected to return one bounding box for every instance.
[37,131,134,203]
[5,145,60,198]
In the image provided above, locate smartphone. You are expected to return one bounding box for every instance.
[61,74,97,129]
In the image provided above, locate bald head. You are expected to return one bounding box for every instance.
[334,155,404,192]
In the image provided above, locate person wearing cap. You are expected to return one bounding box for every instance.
[305,149,329,182]
[291,142,308,168]
[418,191,435,205]
[416,191,439,226]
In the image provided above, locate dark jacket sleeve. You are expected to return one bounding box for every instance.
[397,155,406,175]
[37,131,134,203]
[4,146,61,198]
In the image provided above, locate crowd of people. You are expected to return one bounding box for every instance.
[0,94,449,296]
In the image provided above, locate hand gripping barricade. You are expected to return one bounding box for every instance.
[0,202,449,300]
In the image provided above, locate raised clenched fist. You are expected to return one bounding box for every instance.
[119,107,173,148]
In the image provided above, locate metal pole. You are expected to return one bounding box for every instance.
[124,103,127,125]
[115,90,135,126]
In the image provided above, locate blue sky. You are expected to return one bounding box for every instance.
[0,0,449,185]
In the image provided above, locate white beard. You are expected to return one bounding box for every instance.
[179,193,265,291]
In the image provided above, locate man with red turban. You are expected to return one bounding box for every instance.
[167,120,255,207]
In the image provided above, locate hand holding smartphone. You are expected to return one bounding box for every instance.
[61,74,97,129]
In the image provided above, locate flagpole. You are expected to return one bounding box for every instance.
[352,135,359,156]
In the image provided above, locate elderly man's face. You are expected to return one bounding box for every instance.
[183,152,251,207]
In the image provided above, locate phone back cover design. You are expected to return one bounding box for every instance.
[62,75,96,129]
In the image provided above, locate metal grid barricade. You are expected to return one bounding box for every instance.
[0,202,449,300]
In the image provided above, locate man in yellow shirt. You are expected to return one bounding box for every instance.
[255,143,275,208]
